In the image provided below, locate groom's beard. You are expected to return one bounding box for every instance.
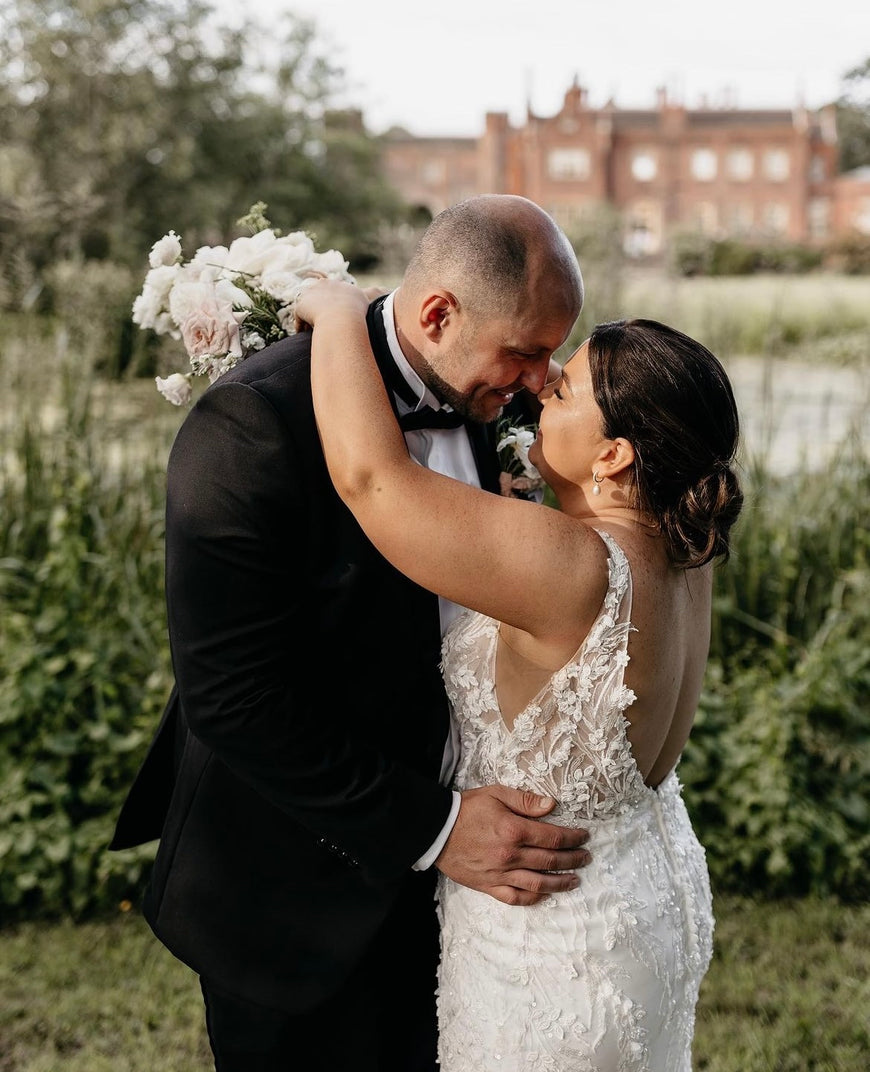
[414,344,516,425]
[414,359,490,424]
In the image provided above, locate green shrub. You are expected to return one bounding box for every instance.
[825,231,870,274]
[709,238,761,276]
[0,369,172,919]
[757,243,823,274]
[669,229,715,277]
[684,581,870,899]
[670,233,824,278]
[682,450,870,899]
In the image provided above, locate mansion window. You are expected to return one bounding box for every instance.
[692,201,718,234]
[547,148,591,181]
[855,197,870,235]
[808,198,830,239]
[808,155,827,183]
[727,148,753,181]
[548,203,590,230]
[630,150,657,182]
[690,149,717,182]
[726,202,754,234]
[421,160,446,185]
[762,202,789,234]
[623,199,663,257]
[763,149,790,181]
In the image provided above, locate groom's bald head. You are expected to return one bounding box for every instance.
[402,195,584,321]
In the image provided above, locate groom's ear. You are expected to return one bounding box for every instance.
[419,291,458,342]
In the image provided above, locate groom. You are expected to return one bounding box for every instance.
[111,195,587,1071]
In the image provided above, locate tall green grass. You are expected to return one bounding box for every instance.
[620,271,870,362]
[0,289,868,918]
[0,320,179,917]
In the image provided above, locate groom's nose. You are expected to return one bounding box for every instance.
[518,357,551,395]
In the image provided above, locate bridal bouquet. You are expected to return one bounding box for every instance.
[133,203,355,405]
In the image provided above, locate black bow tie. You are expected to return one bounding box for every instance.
[399,405,466,431]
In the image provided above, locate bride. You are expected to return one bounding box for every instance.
[296,280,742,1071]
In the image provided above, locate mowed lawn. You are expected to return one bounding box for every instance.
[0,895,867,1071]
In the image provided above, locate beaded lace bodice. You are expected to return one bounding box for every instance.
[441,529,647,817]
[435,529,714,1072]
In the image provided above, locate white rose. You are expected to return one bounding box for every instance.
[267,233,317,273]
[311,248,353,279]
[132,266,179,333]
[169,279,244,361]
[258,269,308,305]
[148,230,183,268]
[145,264,180,303]
[188,244,230,278]
[213,276,252,312]
[132,289,160,330]
[224,229,281,276]
[155,373,193,406]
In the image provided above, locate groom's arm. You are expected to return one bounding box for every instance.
[165,376,454,885]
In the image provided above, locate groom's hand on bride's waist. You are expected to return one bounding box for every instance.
[434,785,591,907]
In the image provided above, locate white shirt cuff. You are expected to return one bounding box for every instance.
[412,790,461,870]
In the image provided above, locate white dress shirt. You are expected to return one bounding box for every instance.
[380,291,466,869]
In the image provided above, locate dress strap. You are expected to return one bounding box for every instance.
[590,528,633,629]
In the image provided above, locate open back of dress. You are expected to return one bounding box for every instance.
[437,530,714,1072]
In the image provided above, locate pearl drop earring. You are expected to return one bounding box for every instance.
[592,470,603,496]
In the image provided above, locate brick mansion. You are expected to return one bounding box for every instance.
[378,80,870,255]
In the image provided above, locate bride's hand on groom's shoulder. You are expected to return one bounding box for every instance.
[294,278,379,332]
[435,784,592,907]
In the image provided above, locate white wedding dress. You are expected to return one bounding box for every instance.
[436,530,714,1072]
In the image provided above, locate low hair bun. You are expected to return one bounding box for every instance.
[661,466,744,568]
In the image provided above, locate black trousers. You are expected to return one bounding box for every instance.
[200,884,440,1072]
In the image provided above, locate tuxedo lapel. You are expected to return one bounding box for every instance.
[467,421,502,494]
[366,297,415,414]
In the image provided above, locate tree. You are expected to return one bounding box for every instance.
[0,0,401,290]
[837,57,870,172]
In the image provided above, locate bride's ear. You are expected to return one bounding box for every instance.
[598,438,635,480]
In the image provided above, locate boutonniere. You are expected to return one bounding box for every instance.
[496,419,545,498]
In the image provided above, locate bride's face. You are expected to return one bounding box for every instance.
[530,342,608,488]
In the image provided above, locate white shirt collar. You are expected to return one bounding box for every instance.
[381,290,450,413]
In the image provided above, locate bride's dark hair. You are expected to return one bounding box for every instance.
[588,319,743,568]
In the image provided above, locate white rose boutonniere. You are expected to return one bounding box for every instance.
[496,419,545,498]
[133,202,355,404]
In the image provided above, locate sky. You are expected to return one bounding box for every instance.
[228,0,870,136]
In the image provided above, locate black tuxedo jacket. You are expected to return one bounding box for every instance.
[110,298,534,1011]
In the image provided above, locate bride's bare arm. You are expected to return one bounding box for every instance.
[299,281,604,642]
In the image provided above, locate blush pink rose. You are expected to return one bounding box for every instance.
[179,300,243,360]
